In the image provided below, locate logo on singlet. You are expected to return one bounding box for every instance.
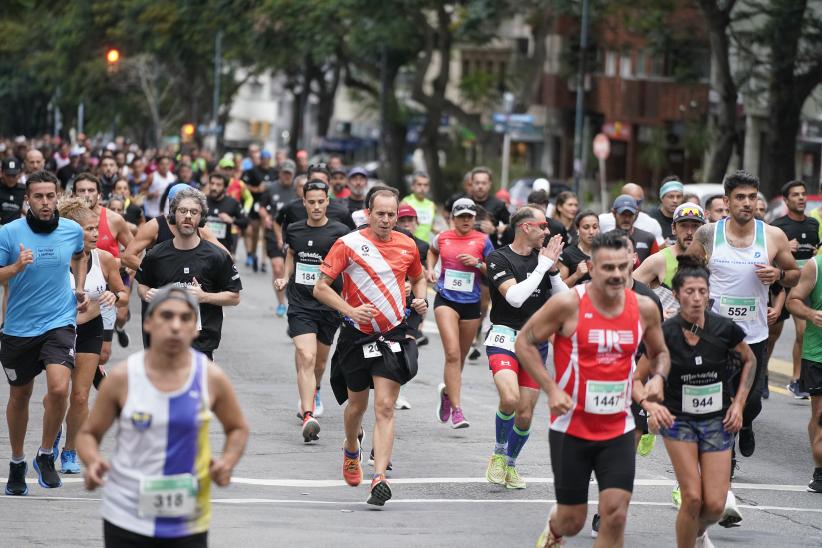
[588,329,634,353]
[130,411,153,431]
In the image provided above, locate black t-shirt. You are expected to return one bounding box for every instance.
[260,182,298,218]
[275,198,355,240]
[241,166,277,201]
[559,244,591,285]
[771,214,820,263]
[662,311,745,419]
[474,195,510,227]
[123,203,144,226]
[632,279,662,360]
[56,164,77,191]
[0,183,25,225]
[486,245,553,330]
[339,197,366,215]
[285,219,350,311]
[649,208,674,244]
[136,239,242,352]
[205,195,247,248]
[100,175,117,201]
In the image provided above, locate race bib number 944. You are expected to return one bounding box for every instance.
[682,382,722,414]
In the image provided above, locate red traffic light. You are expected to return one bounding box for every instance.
[106,49,120,64]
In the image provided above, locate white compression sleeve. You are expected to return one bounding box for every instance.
[503,255,553,308]
[549,273,569,295]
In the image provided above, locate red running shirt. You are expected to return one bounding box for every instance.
[97,207,120,258]
[551,284,641,441]
[321,229,422,334]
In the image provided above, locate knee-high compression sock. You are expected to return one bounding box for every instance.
[506,425,530,466]
[495,410,515,455]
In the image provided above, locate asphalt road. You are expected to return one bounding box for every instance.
[0,265,819,547]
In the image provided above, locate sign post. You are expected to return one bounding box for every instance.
[593,133,610,211]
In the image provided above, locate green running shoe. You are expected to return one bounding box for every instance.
[505,465,526,489]
[486,454,507,485]
[637,433,656,457]
[671,482,681,509]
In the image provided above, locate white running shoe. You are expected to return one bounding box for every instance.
[695,532,715,547]
[718,490,742,527]
[394,396,411,410]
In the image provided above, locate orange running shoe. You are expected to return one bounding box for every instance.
[342,447,362,487]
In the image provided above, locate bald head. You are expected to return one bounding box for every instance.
[621,183,644,202]
[24,149,45,174]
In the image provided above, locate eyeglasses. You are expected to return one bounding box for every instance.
[453,205,477,214]
[176,208,202,217]
[521,221,549,230]
[304,181,329,193]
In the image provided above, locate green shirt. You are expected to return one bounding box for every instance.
[803,255,822,363]
[401,195,436,241]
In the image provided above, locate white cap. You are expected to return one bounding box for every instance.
[533,178,550,193]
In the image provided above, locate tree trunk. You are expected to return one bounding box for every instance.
[314,61,341,139]
[761,94,801,197]
[288,85,307,158]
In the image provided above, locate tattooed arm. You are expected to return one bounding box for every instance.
[684,222,715,263]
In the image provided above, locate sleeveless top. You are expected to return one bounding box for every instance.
[101,350,212,538]
[802,256,822,363]
[432,229,493,304]
[708,219,769,344]
[661,247,678,289]
[551,285,641,440]
[69,249,107,302]
[97,207,120,258]
[156,215,175,246]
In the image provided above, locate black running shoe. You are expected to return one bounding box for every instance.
[738,426,755,457]
[468,347,481,361]
[115,327,130,348]
[33,454,61,488]
[416,335,429,347]
[808,469,822,493]
[93,365,107,390]
[368,448,392,471]
[5,461,28,496]
[367,476,392,506]
[252,256,259,273]
[590,513,600,538]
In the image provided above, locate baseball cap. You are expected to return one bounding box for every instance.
[452,197,478,216]
[70,146,86,157]
[348,166,368,179]
[218,157,235,169]
[280,159,296,173]
[398,204,417,218]
[2,158,20,175]
[532,178,550,193]
[261,150,272,160]
[612,194,639,214]
[145,284,200,322]
[673,203,706,224]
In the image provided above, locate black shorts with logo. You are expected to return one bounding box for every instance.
[287,305,340,346]
[76,315,104,355]
[0,325,76,386]
[801,359,822,397]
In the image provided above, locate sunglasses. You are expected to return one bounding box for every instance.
[308,163,329,171]
[521,221,549,230]
[304,181,329,193]
[676,206,704,220]
[453,205,477,214]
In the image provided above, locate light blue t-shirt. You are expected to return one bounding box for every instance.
[0,217,84,337]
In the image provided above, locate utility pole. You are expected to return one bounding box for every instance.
[501,92,515,189]
[208,31,223,153]
[572,0,591,196]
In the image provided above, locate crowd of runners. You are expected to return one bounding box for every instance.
[0,134,820,547]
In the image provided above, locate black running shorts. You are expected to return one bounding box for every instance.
[287,305,340,346]
[76,315,104,355]
[549,430,636,505]
[433,293,481,320]
[103,520,207,548]
[0,325,76,386]
[265,233,285,259]
[801,359,822,397]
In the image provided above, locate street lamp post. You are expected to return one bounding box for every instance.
[501,92,515,189]
[572,0,591,196]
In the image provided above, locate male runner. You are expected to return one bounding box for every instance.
[274,180,349,442]
[401,171,437,241]
[515,231,670,547]
[241,149,277,272]
[1,171,88,495]
[785,252,822,493]
[258,161,297,314]
[136,188,242,360]
[604,195,659,264]
[686,170,799,459]
[598,182,664,245]
[484,206,567,490]
[648,176,684,246]
[0,158,25,224]
[314,187,428,507]
[705,194,729,222]
[77,285,249,547]
[771,181,819,398]
[205,173,248,255]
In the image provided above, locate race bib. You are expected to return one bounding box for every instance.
[362,340,401,358]
[718,296,756,321]
[138,473,197,518]
[584,380,628,415]
[484,324,516,352]
[295,262,320,286]
[206,220,227,239]
[682,382,722,414]
[444,269,474,292]
[417,209,433,225]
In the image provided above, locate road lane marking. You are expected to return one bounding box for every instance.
[2,496,820,514]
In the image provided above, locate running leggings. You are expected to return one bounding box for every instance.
[737,340,766,428]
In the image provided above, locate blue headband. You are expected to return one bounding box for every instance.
[659,181,684,198]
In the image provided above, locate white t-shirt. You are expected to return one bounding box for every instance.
[144,171,176,218]
[598,211,664,245]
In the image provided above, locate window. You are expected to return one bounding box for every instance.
[605,50,617,76]
[620,52,632,78]
[649,54,667,77]
[635,50,648,78]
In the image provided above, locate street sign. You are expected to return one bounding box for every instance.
[593,133,610,160]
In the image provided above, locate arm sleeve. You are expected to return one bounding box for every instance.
[549,273,569,295]
[503,255,553,308]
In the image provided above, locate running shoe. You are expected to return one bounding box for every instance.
[451,407,470,429]
[695,532,715,548]
[416,335,429,347]
[807,469,822,493]
[276,304,287,317]
[637,433,656,457]
[505,465,526,489]
[52,427,62,464]
[261,261,267,273]
[394,396,411,410]
[367,448,392,471]
[787,380,810,400]
[33,453,61,488]
[486,454,507,485]
[468,347,481,361]
[536,521,564,547]
[671,483,681,509]
[60,450,81,474]
[718,490,742,527]
[93,365,107,390]
[738,426,755,457]
[252,256,259,273]
[245,255,254,268]
[301,413,320,443]
[313,389,324,417]
[367,474,392,506]
[5,461,27,496]
[761,383,769,400]
[115,326,130,348]
[436,382,451,423]
[590,513,600,538]
[342,447,362,487]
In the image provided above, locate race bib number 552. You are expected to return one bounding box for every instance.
[719,296,756,321]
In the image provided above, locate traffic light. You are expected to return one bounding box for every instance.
[181,123,196,142]
[106,48,120,65]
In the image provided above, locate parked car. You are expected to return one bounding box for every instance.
[682,183,725,209]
